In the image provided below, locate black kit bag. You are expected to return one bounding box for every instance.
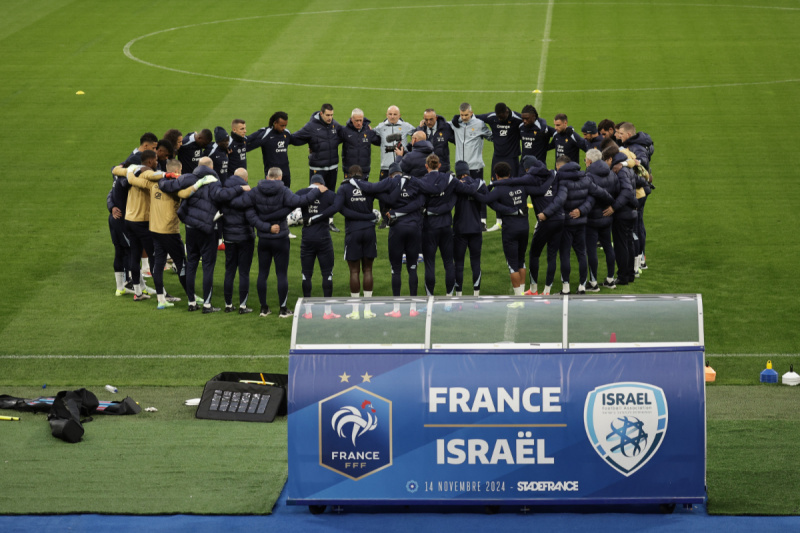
[47,389,99,443]
[196,372,288,423]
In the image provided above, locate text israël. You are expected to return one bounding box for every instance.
[429,387,561,465]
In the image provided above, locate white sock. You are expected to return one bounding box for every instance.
[157,293,166,305]
[481,218,487,225]
[325,305,332,315]
[456,291,462,296]
[607,277,615,283]
[579,284,586,292]
[364,291,372,312]
[134,283,143,297]
[142,257,150,271]
[115,272,125,291]
[543,285,551,295]
[531,284,538,294]
[410,302,416,312]
[364,291,372,298]
[473,290,480,296]
[203,302,211,308]
[351,292,359,298]
[188,300,196,306]
[513,286,524,296]
[329,217,334,224]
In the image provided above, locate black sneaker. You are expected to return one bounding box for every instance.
[125,280,134,291]
[614,278,628,286]
[577,289,586,295]
[187,304,200,312]
[586,282,601,292]
[640,260,648,270]
[279,307,293,318]
[259,306,271,317]
[224,306,234,313]
[378,220,387,230]
[239,307,253,315]
[329,223,341,233]
[481,222,488,232]
[602,279,617,289]
[165,293,181,303]
[202,305,221,314]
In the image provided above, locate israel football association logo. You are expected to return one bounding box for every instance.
[319,386,392,480]
[584,382,668,477]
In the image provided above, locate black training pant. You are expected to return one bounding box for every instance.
[152,232,188,297]
[109,215,130,273]
[612,216,636,283]
[257,236,290,308]
[529,218,563,288]
[585,224,615,283]
[388,225,421,296]
[422,224,455,296]
[185,226,217,304]
[453,232,482,293]
[309,169,337,193]
[124,220,154,286]
[224,239,255,306]
[559,224,588,286]
[300,237,334,298]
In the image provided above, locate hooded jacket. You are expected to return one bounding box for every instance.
[398,140,434,178]
[177,166,239,234]
[291,112,343,170]
[242,179,321,239]
[585,160,617,228]
[218,173,253,242]
[622,131,654,170]
[611,166,639,221]
[556,162,613,226]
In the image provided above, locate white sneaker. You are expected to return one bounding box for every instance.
[560,282,570,295]
[288,232,297,239]
[486,222,502,232]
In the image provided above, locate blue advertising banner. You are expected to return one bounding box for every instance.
[288,350,706,505]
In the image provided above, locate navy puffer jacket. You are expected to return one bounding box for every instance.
[399,140,434,178]
[556,162,615,226]
[177,166,238,234]
[291,112,343,169]
[243,179,320,239]
[219,174,253,242]
[585,160,617,228]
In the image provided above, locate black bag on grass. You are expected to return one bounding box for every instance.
[47,388,99,443]
[196,372,288,423]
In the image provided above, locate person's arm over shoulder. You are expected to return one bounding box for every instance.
[127,174,157,191]
[543,180,568,218]
[588,180,613,205]
[523,174,556,197]
[312,192,344,223]
[289,123,311,146]
[480,121,492,140]
[246,128,268,149]
[283,185,320,208]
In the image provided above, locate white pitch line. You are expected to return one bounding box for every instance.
[122,2,800,95]
[0,354,289,360]
[534,0,555,108]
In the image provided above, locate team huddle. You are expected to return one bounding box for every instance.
[106,102,655,318]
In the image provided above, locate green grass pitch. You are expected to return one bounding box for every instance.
[1,0,799,515]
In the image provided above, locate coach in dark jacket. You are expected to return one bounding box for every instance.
[416,112,454,173]
[218,168,254,313]
[172,160,240,312]
[243,167,324,318]
[585,158,617,290]
[292,105,343,191]
[339,113,379,180]
[555,158,612,294]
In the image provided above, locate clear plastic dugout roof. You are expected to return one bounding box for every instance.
[291,294,703,351]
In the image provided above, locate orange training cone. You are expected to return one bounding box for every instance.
[705,362,716,382]
[610,332,617,343]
